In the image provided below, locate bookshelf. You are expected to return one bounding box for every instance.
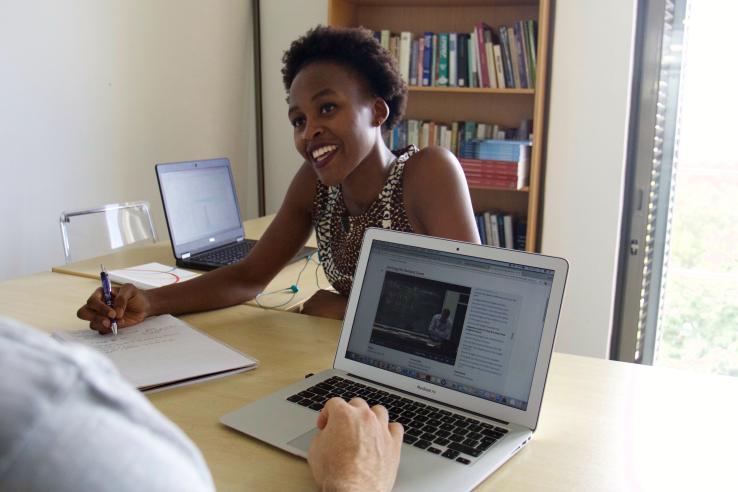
[328,0,550,251]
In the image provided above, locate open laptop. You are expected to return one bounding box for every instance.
[221,228,568,491]
[155,158,315,271]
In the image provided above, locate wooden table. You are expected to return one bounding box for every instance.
[1,272,736,491]
[52,215,329,311]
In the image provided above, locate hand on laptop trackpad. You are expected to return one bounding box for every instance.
[288,427,320,453]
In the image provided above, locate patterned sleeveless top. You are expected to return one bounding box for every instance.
[312,146,418,295]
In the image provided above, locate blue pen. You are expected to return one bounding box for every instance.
[100,265,118,335]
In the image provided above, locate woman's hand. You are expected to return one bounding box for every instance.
[77,283,152,334]
[301,289,348,319]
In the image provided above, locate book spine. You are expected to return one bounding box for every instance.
[483,212,494,245]
[437,33,449,86]
[514,21,529,89]
[457,33,468,87]
[448,32,457,87]
[399,31,412,84]
[422,32,433,86]
[503,215,514,249]
[493,44,505,89]
[483,31,497,89]
[431,33,438,86]
[409,38,419,86]
[526,20,537,87]
[469,32,478,88]
[496,215,506,249]
[498,26,515,88]
[474,23,489,87]
[417,36,425,86]
[490,213,500,246]
[380,29,390,51]
[507,26,521,88]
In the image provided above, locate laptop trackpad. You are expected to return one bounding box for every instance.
[287,427,320,453]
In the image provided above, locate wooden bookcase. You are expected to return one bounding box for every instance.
[328,0,551,252]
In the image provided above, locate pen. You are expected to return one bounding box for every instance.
[100,265,118,335]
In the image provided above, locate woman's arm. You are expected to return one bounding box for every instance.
[402,146,481,243]
[78,163,318,332]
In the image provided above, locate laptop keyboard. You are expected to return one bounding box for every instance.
[194,241,254,265]
[286,376,509,465]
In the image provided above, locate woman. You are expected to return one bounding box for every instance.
[78,25,479,330]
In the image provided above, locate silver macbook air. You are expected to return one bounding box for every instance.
[221,228,568,491]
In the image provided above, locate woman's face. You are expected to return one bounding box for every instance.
[288,61,382,186]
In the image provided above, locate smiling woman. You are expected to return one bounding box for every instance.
[76,25,479,331]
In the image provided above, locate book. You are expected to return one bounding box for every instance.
[503,215,514,249]
[514,21,529,88]
[409,38,419,86]
[417,36,425,86]
[482,25,498,89]
[448,32,457,86]
[52,314,258,391]
[437,33,449,86]
[108,262,200,289]
[526,20,538,87]
[380,29,390,51]
[457,33,468,87]
[498,26,515,88]
[399,31,412,83]
[507,26,522,89]
[493,44,505,89]
[422,32,433,86]
[474,23,489,87]
[483,211,495,246]
[468,32,478,88]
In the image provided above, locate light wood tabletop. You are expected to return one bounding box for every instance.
[1,271,737,491]
[51,214,329,312]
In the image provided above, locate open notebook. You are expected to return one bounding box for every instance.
[53,315,257,391]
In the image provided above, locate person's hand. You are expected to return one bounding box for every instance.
[301,290,348,320]
[76,283,151,334]
[308,397,403,492]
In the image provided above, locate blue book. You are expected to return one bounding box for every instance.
[422,32,433,86]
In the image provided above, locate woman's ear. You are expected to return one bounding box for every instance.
[372,98,390,127]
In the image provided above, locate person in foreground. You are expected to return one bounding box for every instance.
[0,316,402,492]
[77,25,479,330]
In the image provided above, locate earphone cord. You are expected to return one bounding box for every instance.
[254,254,315,309]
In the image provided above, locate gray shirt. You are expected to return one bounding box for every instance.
[0,316,214,492]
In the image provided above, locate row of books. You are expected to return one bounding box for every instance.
[375,20,538,89]
[460,139,531,189]
[385,118,532,157]
[475,211,527,250]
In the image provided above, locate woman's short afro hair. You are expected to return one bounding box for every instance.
[282,25,408,131]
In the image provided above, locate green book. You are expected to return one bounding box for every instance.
[437,33,449,86]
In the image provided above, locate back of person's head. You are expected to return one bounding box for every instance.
[281,25,408,131]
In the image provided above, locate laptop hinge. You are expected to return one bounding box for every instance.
[182,252,191,259]
[236,237,244,242]
[346,372,510,426]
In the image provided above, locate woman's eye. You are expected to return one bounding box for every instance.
[320,103,336,114]
[291,117,305,128]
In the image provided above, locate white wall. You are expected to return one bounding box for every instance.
[260,0,328,213]
[541,0,638,358]
[0,0,258,281]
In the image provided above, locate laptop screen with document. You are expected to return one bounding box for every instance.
[156,158,244,257]
[345,240,555,412]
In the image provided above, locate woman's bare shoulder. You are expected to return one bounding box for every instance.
[402,145,466,195]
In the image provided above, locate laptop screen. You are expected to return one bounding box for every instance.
[345,240,555,411]
[157,159,243,254]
